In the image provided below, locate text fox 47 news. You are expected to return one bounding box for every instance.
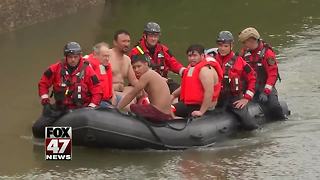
[45,127,72,160]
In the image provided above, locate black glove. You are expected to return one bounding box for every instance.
[259,93,269,103]
[42,104,52,117]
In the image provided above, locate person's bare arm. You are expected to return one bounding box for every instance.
[171,86,181,103]
[117,72,149,109]
[192,66,215,116]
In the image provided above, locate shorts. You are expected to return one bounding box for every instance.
[130,104,173,122]
[99,100,113,108]
[115,94,122,105]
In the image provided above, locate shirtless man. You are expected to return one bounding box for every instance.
[110,30,138,102]
[117,54,173,122]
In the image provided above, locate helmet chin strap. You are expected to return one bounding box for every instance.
[223,51,232,57]
[218,43,232,56]
[146,42,155,49]
[252,40,260,50]
[67,61,79,74]
[228,44,232,54]
[144,33,158,48]
[144,38,156,49]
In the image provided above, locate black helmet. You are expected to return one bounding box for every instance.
[216,31,234,43]
[64,42,82,56]
[144,22,161,33]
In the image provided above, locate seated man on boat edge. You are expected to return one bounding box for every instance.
[117,54,173,122]
[239,27,285,120]
[110,30,139,110]
[33,42,102,138]
[85,42,116,108]
[171,44,223,118]
[213,31,258,130]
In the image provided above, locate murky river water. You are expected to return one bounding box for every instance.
[0,0,319,179]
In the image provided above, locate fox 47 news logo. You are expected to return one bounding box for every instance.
[45,127,72,160]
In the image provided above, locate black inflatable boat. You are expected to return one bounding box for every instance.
[33,101,290,150]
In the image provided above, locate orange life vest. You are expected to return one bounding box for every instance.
[180,59,222,105]
[87,54,113,101]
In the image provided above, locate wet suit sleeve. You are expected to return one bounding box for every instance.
[262,50,279,95]
[240,57,256,100]
[38,63,57,99]
[85,66,102,106]
[163,45,185,75]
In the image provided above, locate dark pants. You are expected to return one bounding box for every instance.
[254,87,285,120]
[167,79,180,94]
[217,95,258,131]
[173,101,201,118]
